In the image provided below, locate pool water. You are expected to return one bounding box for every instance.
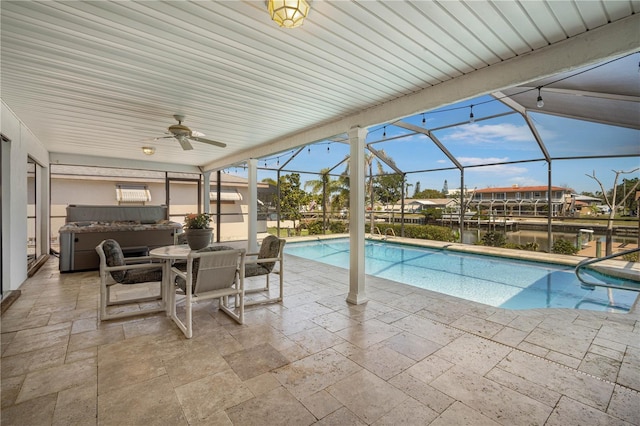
[284,238,638,312]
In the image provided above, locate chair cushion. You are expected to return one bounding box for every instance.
[102,239,126,283]
[256,235,281,273]
[244,263,271,278]
[175,246,235,293]
[103,239,162,284]
[121,267,163,284]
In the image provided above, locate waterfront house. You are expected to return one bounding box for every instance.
[470,185,572,217]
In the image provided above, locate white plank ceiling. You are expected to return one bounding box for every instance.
[1,1,638,171]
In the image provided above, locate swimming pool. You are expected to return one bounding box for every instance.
[284,238,638,312]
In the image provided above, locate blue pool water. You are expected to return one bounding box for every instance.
[284,238,638,312]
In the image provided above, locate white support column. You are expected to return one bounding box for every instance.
[202,171,211,214]
[248,158,258,253]
[347,126,368,305]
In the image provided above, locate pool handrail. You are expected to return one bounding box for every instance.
[575,247,640,292]
[371,226,395,240]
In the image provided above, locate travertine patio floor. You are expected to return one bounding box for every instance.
[1,249,639,425]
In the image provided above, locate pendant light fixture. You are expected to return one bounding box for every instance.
[536,87,545,108]
[268,0,310,29]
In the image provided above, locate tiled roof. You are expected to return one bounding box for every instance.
[475,186,570,193]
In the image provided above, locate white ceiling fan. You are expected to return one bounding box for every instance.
[156,115,227,150]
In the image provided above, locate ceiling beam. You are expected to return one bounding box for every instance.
[537,87,639,103]
[49,152,201,174]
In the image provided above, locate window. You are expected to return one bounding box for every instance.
[209,188,243,202]
[27,156,43,272]
[115,184,151,204]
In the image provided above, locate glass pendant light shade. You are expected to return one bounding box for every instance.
[268,0,310,28]
[536,87,544,108]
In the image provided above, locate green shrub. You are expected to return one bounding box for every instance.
[622,252,638,262]
[504,242,539,252]
[521,242,540,252]
[306,220,324,235]
[481,231,506,247]
[423,208,442,220]
[365,223,456,242]
[551,238,579,255]
[328,221,346,233]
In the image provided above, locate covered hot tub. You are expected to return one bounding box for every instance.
[59,205,182,272]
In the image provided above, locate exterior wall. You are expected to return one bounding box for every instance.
[1,100,50,292]
[51,178,167,244]
[51,177,259,244]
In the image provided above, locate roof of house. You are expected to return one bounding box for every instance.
[573,195,602,202]
[406,198,455,206]
[475,186,571,193]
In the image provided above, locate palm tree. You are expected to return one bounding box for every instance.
[342,149,395,234]
[304,168,347,228]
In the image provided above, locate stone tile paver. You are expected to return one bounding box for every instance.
[3,254,639,426]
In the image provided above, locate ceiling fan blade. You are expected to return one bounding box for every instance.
[177,135,193,150]
[190,136,227,148]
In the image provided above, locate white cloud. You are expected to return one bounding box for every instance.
[510,176,544,187]
[436,159,448,164]
[445,123,533,144]
[467,164,529,175]
[466,170,542,189]
[458,157,529,175]
[458,156,509,166]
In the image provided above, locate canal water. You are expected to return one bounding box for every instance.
[460,229,636,249]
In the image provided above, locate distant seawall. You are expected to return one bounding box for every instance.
[516,221,638,236]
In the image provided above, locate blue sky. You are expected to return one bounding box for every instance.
[229,94,639,196]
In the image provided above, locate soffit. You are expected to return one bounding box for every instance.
[1,1,638,171]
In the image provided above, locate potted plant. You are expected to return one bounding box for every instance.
[183,212,213,250]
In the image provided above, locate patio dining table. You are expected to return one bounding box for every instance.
[149,244,235,335]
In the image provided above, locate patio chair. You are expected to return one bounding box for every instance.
[244,235,286,306]
[171,247,246,338]
[95,239,165,322]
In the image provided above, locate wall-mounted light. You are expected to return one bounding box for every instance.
[268,0,310,28]
[142,146,156,155]
[536,87,544,108]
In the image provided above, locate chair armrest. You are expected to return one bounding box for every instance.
[124,255,162,264]
[104,262,162,273]
[244,256,281,265]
